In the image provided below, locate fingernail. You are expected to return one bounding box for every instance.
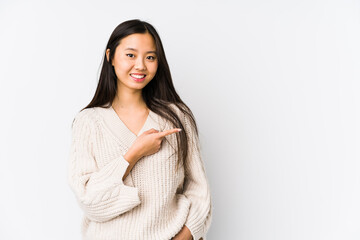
[177,128,182,131]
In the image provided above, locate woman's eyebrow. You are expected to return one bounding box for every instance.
[125,47,156,54]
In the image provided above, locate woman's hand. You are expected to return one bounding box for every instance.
[129,128,181,163]
[122,127,181,181]
[172,225,193,240]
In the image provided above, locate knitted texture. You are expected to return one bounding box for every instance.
[67,103,213,240]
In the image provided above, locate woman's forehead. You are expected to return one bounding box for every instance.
[118,33,156,51]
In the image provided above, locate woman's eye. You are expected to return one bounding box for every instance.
[126,54,134,58]
[147,56,156,60]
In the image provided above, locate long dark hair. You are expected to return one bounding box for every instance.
[78,19,199,172]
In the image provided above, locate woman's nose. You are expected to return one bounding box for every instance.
[134,58,146,70]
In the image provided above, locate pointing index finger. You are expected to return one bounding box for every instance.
[158,128,182,138]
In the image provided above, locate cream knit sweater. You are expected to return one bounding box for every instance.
[67,103,213,240]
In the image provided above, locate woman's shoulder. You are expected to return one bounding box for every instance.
[71,107,98,129]
[167,102,194,122]
[167,102,186,116]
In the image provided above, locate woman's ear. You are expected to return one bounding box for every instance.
[106,49,110,62]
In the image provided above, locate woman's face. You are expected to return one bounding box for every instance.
[106,33,158,91]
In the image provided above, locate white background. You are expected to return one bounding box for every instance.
[0,0,359,239]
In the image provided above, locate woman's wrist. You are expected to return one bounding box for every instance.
[124,146,143,164]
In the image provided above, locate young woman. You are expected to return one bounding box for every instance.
[67,19,212,240]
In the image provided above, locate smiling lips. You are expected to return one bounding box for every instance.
[130,73,146,82]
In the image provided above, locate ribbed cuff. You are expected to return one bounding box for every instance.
[185,224,203,240]
[112,155,132,185]
[86,154,135,193]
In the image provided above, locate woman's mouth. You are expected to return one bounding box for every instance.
[130,74,146,82]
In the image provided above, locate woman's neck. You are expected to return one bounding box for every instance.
[112,88,147,111]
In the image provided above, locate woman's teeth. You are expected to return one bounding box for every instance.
[130,74,145,79]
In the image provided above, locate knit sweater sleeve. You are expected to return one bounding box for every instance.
[67,110,141,223]
[181,110,213,240]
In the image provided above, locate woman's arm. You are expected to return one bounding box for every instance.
[122,148,140,181]
[181,110,213,240]
[67,112,141,223]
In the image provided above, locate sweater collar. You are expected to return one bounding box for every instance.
[94,106,160,149]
